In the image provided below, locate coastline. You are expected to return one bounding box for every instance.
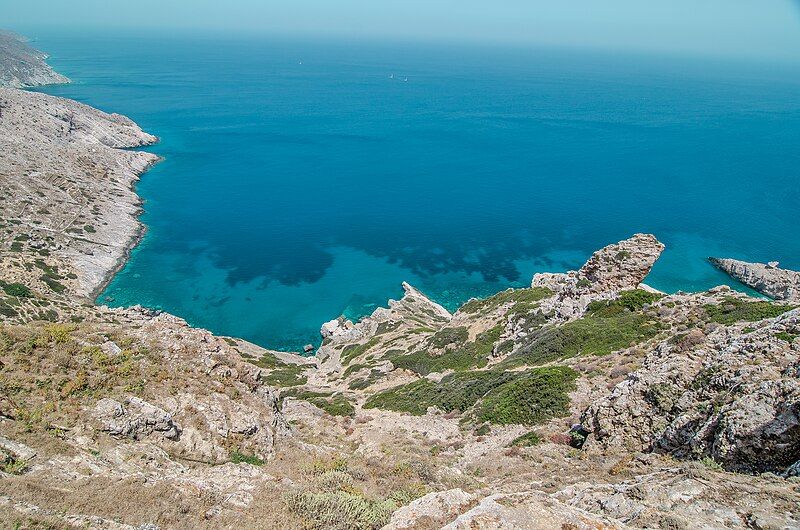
[88,152,163,303]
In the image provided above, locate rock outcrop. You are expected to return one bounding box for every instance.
[583,307,800,474]
[710,257,800,302]
[0,86,159,301]
[532,233,665,320]
[0,31,70,88]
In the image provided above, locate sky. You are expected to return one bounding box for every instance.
[5,0,800,61]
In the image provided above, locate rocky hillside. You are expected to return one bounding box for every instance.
[0,32,69,88]
[1,35,799,530]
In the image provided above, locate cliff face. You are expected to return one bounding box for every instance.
[0,31,70,88]
[1,35,799,530]
[710,257,800,302]
[0,87,159,302]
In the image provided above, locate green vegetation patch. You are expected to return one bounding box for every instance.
[704,296,795,325]
[341,337,380,366]
[389,325,502,375]
[282,388,355,417]
[775,332,798,343]
[503,291,662,368]
[459,287,553,315]
[364,366,576,426]
[229,450,265,466]
[509,431,542,447]
[263,365,308,387]
[427,326,469,349]
[587,289,662,314]
[476,366,577,425]
[0,281,32,298]
[284,490,396,530]
[348,369,385,391]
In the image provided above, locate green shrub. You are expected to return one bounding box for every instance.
[281,389,355,417]
[229,451,265,466]
[264,365,308,387]
[509,431,541,447]
[704,297,795,325]
[502,301,661,368]
[365,366,576,426]
[427,326,469,349]
[476,366,577,425]
[390,325,502,375]
[459,287,552,314]
[0,281,32,298]
[776,332,797,342]
[341,337,380,366]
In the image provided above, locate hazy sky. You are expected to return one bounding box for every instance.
[6,0,800,61]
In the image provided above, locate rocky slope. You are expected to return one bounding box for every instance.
[711,257,800,302]
[1,35,799,530]
[0,31,70,88]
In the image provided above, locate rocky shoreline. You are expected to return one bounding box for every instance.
[0,31,70,88]
[1,34,799,530]
[710,257,800,303]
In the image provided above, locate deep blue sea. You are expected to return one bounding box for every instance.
[30,31,800,351]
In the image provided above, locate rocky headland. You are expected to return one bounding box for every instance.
[1,34,799,529]
[710,257,800,303]
[0,31,70,89]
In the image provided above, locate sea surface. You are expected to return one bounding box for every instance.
[31,30,800,351]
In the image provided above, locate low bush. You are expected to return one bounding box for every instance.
[0,281,32,298]
[502,296,662,368]
[509,431,541,447]
[390,325,502,375]
[364,366,576,426]
[459,287,552,314]
[476,366,577,425]
[283,389,356,417]
[704,296,794,325]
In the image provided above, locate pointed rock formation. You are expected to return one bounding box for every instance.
[532,234,665,320]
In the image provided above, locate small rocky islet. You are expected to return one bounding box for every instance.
[1,31,799,529]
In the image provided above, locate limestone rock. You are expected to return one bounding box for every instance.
[93,397,180,441]
[383,489,476,529]
[532,234,665,320]
[0,31,70,88]
[441,492,628,529]
[709,257,800,302]
[0,435,37,462]
[583,309,800,473]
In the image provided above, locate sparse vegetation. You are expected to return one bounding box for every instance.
[459,287,552,314]
[364,366,576,426]
[230,450,265,466]
[389,325,503,375]
[509,431,541,447]
[502,290,662,368]
[281,389,355,417]
[341,337,380,366]
[704,296,795,325]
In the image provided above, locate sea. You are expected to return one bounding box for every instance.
[29,30,800,351]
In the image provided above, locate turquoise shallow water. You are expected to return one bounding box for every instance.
[31,31,800,351]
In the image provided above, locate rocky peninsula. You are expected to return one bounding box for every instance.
[0,31,70,88]
[1,34,799,529]
[710,257,800,303]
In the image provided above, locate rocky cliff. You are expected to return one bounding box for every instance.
[710,257,800,302]
[1,35,799,530]
[0,31,70,88]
